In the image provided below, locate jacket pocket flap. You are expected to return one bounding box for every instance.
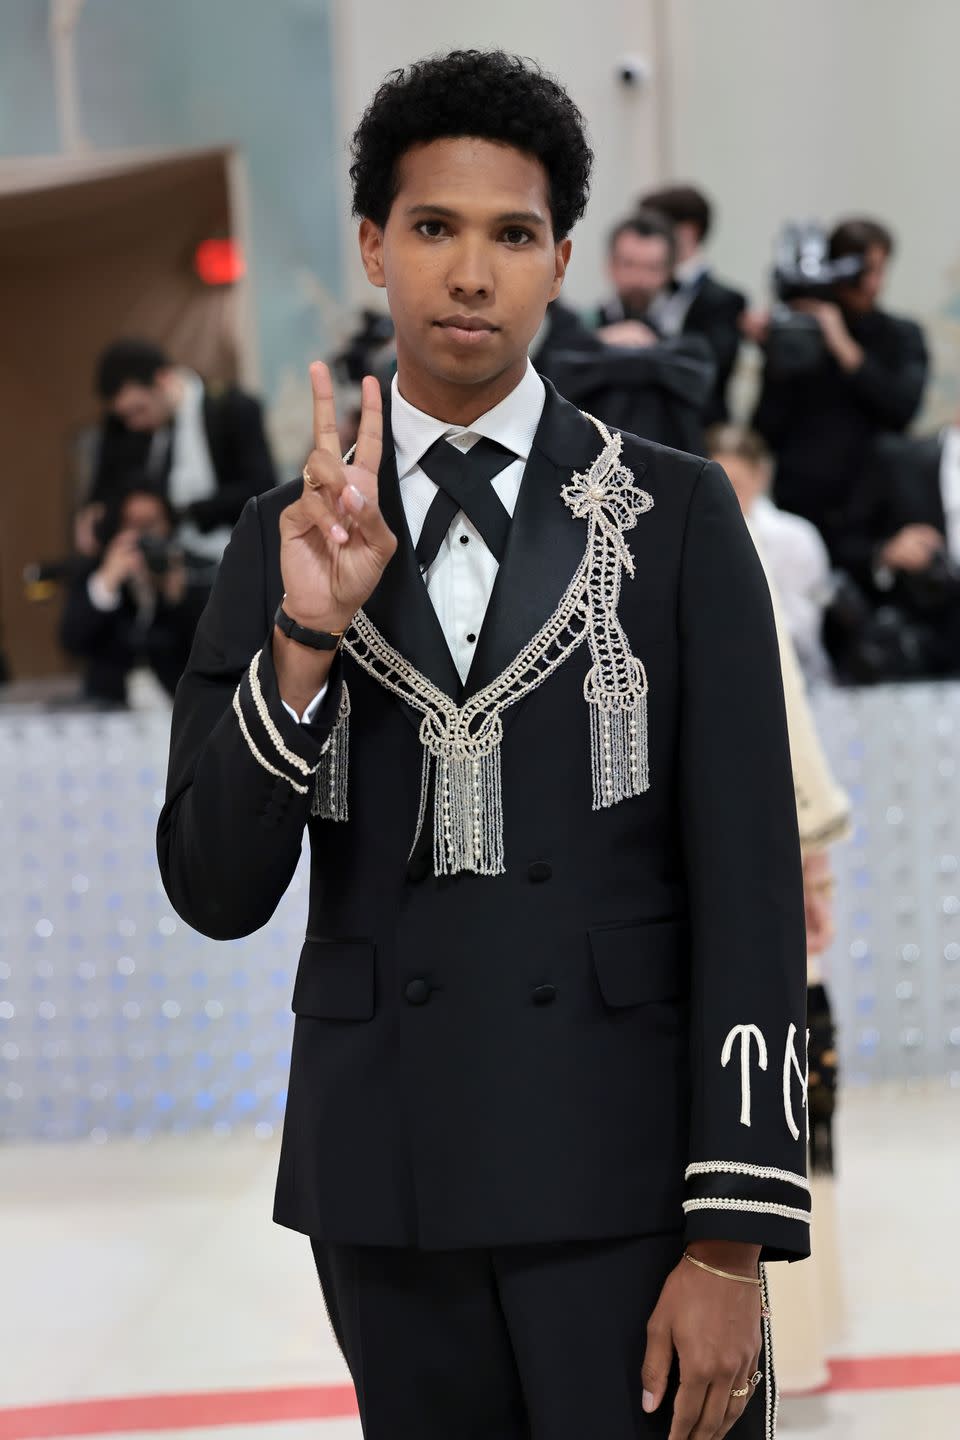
[292,939,375,1020]
[588,919,688,1008]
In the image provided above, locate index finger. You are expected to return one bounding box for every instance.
[353,374,383,476]
[309,360,342,460]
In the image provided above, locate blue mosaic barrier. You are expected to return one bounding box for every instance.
[0,708,307,1142]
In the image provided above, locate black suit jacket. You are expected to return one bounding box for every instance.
[682,274,747,427]
[541,336,715,456]
[158,381,809,1260]
[90,384,276,532]
[838,431,946,586]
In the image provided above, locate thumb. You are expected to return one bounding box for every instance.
[641,1316,674,1414]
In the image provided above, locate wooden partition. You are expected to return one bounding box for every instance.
[0,150,240,679]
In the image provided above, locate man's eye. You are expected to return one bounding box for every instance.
[502,228,532,246]
[416,221,447,238]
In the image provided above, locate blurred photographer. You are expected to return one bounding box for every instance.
[640,184,747,425]
[78,339,276,562]
[752,218,928,563]
[61,483,214,706]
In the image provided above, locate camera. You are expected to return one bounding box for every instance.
[332,309,396,387]
[137,533,175,576]
[765,223,865,380]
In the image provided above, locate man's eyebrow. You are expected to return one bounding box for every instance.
[404,204,547,227]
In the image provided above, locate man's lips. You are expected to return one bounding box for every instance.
[435,315,499,332]
[433,315,500,346]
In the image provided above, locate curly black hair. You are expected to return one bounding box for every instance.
[350,50,593,240]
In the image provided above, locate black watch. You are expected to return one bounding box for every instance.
[274,602,345,651]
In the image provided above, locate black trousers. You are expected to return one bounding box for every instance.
[310,1232,772,1440]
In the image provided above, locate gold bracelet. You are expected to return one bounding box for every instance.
[683,1252,761,1287]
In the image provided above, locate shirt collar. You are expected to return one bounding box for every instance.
[674,251,708,288]
[391,359,546,480]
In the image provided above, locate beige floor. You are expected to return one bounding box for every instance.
[1,1086,958,1438]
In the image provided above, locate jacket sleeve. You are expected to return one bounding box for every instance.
[156,495,343,940]
[846,317,928,430]
[678,461,810,1261]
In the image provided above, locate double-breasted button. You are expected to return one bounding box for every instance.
[406,856,430,883]
[404,978,431,1006]
[532,984,557,1005]
[527,861,552,883]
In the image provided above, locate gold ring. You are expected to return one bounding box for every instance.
[302,464,320,492]
[730,1385,750,1398]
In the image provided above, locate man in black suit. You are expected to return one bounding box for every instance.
[84,339,276,559]
[159,51,807,1440]
[753,218,928,564]
[840,416,960,675]
[641,185,747,426]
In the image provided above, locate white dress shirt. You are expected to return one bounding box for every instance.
[164,369,233,562]
[285,361,547,722]
[940,426,960,563]
[648,249,709,338]
[747,494,834,687]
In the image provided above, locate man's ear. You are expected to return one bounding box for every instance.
[359,219,386,290]
[549,238,573,302]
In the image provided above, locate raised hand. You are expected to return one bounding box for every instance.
[279,362,396,633]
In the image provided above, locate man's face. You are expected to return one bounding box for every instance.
[109,376,174,432]
[836,244,889,314]
[119,492,171,539]
[359,138,570,397]
[608,231,672,314]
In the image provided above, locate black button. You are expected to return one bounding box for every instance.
[466,632,477,644]
[532,984,557,1005]
[404,978,430,1006]
[406,856,429,883]
[527,861,552,883]
[459,534,470,545]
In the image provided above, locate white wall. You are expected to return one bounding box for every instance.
[332,0,960,422]
[331,0,668,312]
[662,0,960,422]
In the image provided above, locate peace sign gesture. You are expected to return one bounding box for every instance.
[278,362,396,635]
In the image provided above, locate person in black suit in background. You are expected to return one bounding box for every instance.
[159,50,807,1440]
[839,406,960,675]
[80,339,276,561]
[641,185,747,426]
[753,218,928,564]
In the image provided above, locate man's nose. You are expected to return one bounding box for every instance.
[448,239,494,298]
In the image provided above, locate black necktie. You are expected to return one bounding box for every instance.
[415,436,516,573]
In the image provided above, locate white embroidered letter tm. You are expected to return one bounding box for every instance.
[721,1023,769,1128]
[783,1022,811,1142]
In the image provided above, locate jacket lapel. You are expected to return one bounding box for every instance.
[463,380,610,699]
[360,397,464,705]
